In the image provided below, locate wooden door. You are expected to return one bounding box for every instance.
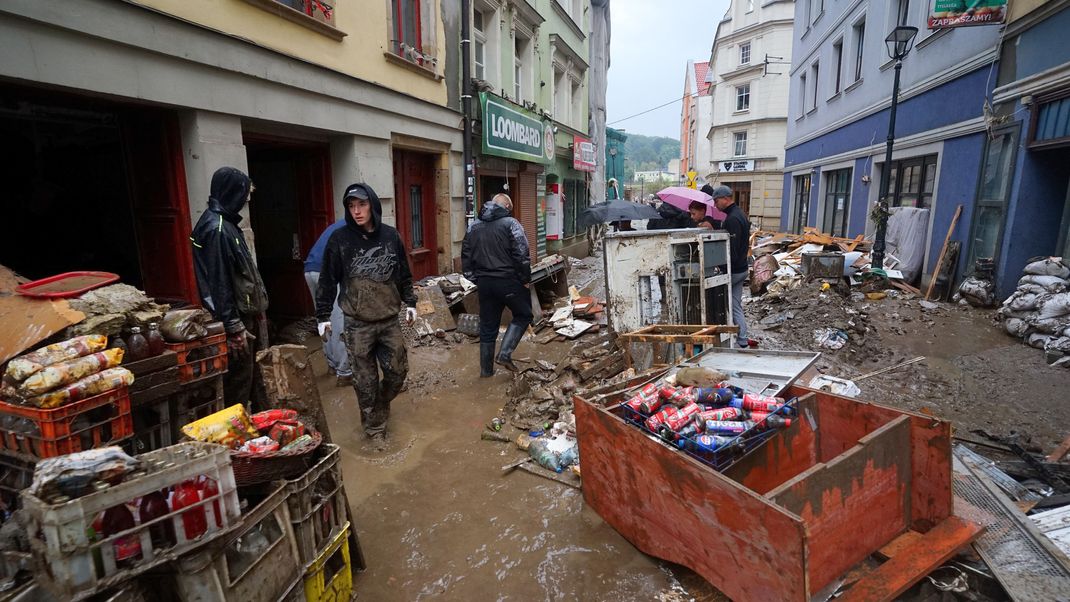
[121,110,196,304]
[393,150,438,280]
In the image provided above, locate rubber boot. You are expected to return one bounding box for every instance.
[479,342,495,378]
[495,324,525,372]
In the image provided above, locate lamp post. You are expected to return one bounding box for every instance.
[871,25,919,271]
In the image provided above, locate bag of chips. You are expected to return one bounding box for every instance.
[5,335,108,382]
[18,348,125,396]
[181,404,259,449]
[28,367,135,409]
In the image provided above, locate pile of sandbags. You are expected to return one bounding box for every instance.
[997,257,1070,366]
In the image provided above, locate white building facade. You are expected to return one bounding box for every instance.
[706,0,795,231]
[682,60,714,185]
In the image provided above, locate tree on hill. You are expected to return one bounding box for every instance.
[622,133,680,182]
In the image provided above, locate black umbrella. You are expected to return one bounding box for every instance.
[578,199,662,227]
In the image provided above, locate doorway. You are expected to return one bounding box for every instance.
[393,149,440,280]
[245,136,333,322]
[722,181,751,214]
[0,86,194,302]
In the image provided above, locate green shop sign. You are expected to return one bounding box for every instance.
[481,93,554,164]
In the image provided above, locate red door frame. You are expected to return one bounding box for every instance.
[393,149,438,279]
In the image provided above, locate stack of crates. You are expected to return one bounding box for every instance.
[126,350,180,454]
[165,325,229,444]
[0,387,133,460]
[284,444,360,602]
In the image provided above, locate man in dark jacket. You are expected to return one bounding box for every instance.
[461,193,532,377]
[647,202,693,230]
[710,185,752,348]
[190,167,269,407]
[316,183,417,443]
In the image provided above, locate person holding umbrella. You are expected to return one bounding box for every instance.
[708,184,752,348]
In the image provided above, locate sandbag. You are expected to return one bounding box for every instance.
[1018,274,1069,293]
[1028,333,1052,349]
[1004,318,1031,338]
[958,277,995,307]
[1046,336,1070,353]
[1018,284,1051,296]
[1004,290,1045,313]
[1023,257,1070,279]
[1029,316,1068,335]
[1036,292,1070,320]
[751,255,779,295]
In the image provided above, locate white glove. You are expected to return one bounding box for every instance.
[317,322,332,340]
[405,307,418,325]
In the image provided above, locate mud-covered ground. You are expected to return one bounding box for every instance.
[310,254,1070,600]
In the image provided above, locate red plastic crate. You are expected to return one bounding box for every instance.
[0,387,133,459]
[165,333,229,383]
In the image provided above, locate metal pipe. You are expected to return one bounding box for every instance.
[461,0,475,226]
[871,59,903,270]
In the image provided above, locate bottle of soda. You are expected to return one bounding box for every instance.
[171,480,207,541]
[125,327,149,362]
[197,476,223,529]
[101,504,142,568]
[146,323,166,357]
[139,490,175,549]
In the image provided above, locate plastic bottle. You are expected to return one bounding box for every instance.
[139,490,175,549]
[125,327,149,362]
[557,442,579,468]
[101,504,142,567]
[677,434,740,453]
[146,323,166,357]
[171,480,207,540]
[527,438,562,473]
[198,476,222,529]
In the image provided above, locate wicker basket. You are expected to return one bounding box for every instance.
[230,430,323,486]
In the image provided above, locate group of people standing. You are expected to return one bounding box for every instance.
[189,166,748,447]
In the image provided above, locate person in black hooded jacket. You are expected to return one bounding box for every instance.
[316,183,417,444]
[190,166,269,407]
[461,193,532,377]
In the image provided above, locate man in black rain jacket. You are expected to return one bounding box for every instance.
[461,193,533,377]
[316,183,417,444]
[190,167,268,407]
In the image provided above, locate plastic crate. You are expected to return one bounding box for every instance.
[170,376,225,445]
[0,387,133,459]
[129,398,173,454]
[22,442,241,601]
[303,522,352,602]
[173,483,303,602]
[286,445,347,566]
[164,333,228,383]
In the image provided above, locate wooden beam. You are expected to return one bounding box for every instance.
[837,515,982,602]
[925,204,963,301]
[1046,433,1070,463]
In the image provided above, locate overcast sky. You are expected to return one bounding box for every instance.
[607,0,731,139]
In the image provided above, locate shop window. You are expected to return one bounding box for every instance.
[792,174,811,234]
[562,178,589,238]
[822,168,851,238]
[884,154,937,209]
[966,127,1018,271]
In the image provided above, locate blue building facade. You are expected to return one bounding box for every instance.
[983,3,1070,299]
[782,0,1001,292]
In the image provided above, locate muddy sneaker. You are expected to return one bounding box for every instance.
[367,432,388,450]
[336,374,353,387]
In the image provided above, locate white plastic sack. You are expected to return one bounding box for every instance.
[886,207,930,283]
[1030,316,1068,334]
[1036,292,1070,320]
[1018,284,1052,296]
[1004,318,1031,338]
[1019,274,1069,293]
[1004,291,1045,312]
[1046,336,1070,353]
[1028,333,1052,349]
[958,277,995,307]
[809,375,861,397]
[1024,257,1070,279]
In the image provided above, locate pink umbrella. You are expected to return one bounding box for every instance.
[656,186,727,222]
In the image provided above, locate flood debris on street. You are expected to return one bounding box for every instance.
[996,256,1070,368]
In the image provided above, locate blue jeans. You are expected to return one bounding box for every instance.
[304,271,352,377]
[731,271,748,346]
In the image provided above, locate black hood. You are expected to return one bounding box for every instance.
[342,182,382,236]
[479,201,511,222]
[208,167,251,223]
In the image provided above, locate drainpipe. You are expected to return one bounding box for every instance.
[461,0,475,227]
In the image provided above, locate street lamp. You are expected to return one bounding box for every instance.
[871,25,918,271]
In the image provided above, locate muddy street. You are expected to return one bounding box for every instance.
[315,339,721,601]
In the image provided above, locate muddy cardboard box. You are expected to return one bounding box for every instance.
[575,382,958,601]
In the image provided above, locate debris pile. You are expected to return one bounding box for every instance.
[64,284,170,338]
[996,256,1070,367]
[504,327,630,430]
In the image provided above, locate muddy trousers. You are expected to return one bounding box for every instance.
[730,270,749,346]
[223,314,261,409]
[344,316,409,436]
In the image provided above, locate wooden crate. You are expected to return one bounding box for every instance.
[575,386,962,601]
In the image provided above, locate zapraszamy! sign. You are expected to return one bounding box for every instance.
[928,0,1007,29]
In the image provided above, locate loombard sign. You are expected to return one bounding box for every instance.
[481,93,554,164]
[928,0,1007,29]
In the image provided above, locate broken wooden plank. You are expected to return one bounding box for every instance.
[517,460,581,489]
[837,515,982,602]
[579,352,625,381]
[1047,433,1070,463]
